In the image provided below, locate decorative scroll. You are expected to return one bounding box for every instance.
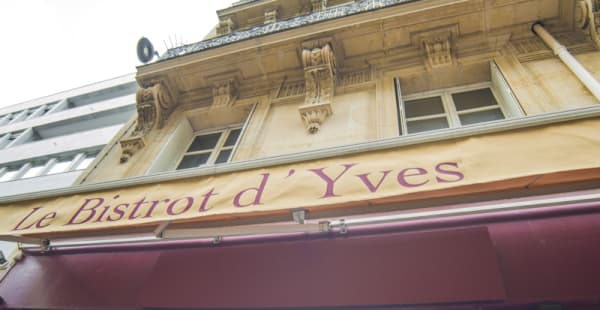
[120,80,175,163]
[575,0,600,49]
[298,38,336,133]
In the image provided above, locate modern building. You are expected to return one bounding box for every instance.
[0,74,137,277]
[1,0,600,309]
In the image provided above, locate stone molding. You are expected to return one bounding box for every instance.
[299,38,337,133]
[119,79,176,163]
[161,0,411,60]
[575,0,600,49]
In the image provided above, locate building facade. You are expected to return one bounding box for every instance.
[0,74,137,276]
[1,0,600,309]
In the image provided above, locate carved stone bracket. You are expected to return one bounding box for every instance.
[119,136,146,164]
[575,0,600,49]
[264,8,278,24]
[423,36,453,68]
[216,17,235,36]
[311,0,327,12]
[212,79,238,107]
[119,79,176,163]
[299,38,336,133]
[299,102,333,134]
[412,25,458,70]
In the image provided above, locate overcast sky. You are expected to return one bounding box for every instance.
[0,0,236,110]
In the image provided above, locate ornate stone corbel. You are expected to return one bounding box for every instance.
[119,79,176,163]
[212,79,238,107]
[216,17,235,36]
[299,38,336,133]
[575,0,600,49]
[264,8,278,24]
[412,25,458,70]
[422,34,453,68]
[311,0,327,12]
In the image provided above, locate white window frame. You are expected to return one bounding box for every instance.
[0,150,99,183]
[395,61,523,136]
[175,124,244,170]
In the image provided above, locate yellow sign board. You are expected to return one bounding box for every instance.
[2,119,600,237]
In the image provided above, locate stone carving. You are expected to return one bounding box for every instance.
[119,80,175,163]
[216,17,235,36]
[278,80,306,98]
[339,69,373,86]
[575,0,600,49]
[312,0,327,12]
[422,35,453,68]
[299,102,333,134]
[161,0,412,60]
[299,38,336,133]
[264,8,278,24]
[212,79,238,107]
[119,137,146,164]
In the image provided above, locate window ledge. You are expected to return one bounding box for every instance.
[2,105,600,204]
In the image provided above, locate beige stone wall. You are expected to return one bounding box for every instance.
[522,52,600,111]
[243,89,377,159]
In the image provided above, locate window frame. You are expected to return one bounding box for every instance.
[175,124,244,170]
[399,82,507,135]
[395,62,523,136]
[0,150,99,183]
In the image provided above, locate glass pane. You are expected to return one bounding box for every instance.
[224,128,241,147]
[452,88,498,111]
[76,156,96,170]
[404,96,445,118]
[22,163,46,179]
[0,168,19,182]
[187,133,221,152]
[177,153,211,170]
[407,117,449,134]
[459,108,504,125]
[47,158,74,175]
[215,149,232,164]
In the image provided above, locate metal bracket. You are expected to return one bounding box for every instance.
[339,219,348,235]
[292,209,307,224]
[40,239,51,253]
[154,221,171,238]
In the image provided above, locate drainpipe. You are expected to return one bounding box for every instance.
[532,22,600,102]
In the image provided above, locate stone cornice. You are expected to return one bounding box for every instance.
[159,0,414,61]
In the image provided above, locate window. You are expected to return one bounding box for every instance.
[47,156,75,175]
[0,150,98,183]
[75,153,97,170]
[395,62,522,135]
[21,161,48,179]
[399,85,506,135]
[176,127,242,170]
[0,167,20,182]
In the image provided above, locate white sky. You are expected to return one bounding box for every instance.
[0,0,236,110]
